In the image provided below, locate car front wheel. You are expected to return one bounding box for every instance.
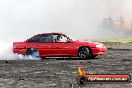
[78,47,92,59]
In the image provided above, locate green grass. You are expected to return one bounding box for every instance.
[96,37,132,43]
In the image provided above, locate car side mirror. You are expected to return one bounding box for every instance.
[67,39,73,43]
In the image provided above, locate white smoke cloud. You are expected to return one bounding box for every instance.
[0,41,12,58]
[1,0,132,40]
[0,0,132,59]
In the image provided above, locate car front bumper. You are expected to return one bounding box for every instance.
[92,46,107,55]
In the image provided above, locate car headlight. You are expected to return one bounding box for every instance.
[96,44,103,48]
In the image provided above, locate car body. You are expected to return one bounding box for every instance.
[13,32,107,59]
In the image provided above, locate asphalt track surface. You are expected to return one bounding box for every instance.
[0,43,132,88]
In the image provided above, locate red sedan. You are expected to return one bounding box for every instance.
[13,32,107,59]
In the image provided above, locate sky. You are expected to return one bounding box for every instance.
[0,0,132,42]
[0,0,132,59]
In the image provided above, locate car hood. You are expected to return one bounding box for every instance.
[72,40,103,47]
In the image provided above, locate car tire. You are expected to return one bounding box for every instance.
[78,47,92,60]
[25,48,41,59]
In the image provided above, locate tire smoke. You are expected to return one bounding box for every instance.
[0,41,41,60]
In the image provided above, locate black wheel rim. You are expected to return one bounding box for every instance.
[79,47,90,59]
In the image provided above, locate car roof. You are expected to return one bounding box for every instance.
[41,32,64,35]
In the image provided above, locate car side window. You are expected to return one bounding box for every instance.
[60,35,68,42]
[28,35,41,43]
[28,34,53,43]
[40,34,53,43]
[53,34,68,42]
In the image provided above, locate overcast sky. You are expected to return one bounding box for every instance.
[0,0,132,42]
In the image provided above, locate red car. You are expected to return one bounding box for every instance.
[13,32,107,59]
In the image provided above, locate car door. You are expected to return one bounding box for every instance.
[51,34,63,56]
[52,34,77,56]
[26,34,54,56]
[60,35,77,56]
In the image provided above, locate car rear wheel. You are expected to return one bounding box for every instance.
[25,48,41,59]
[78,47,92,59]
